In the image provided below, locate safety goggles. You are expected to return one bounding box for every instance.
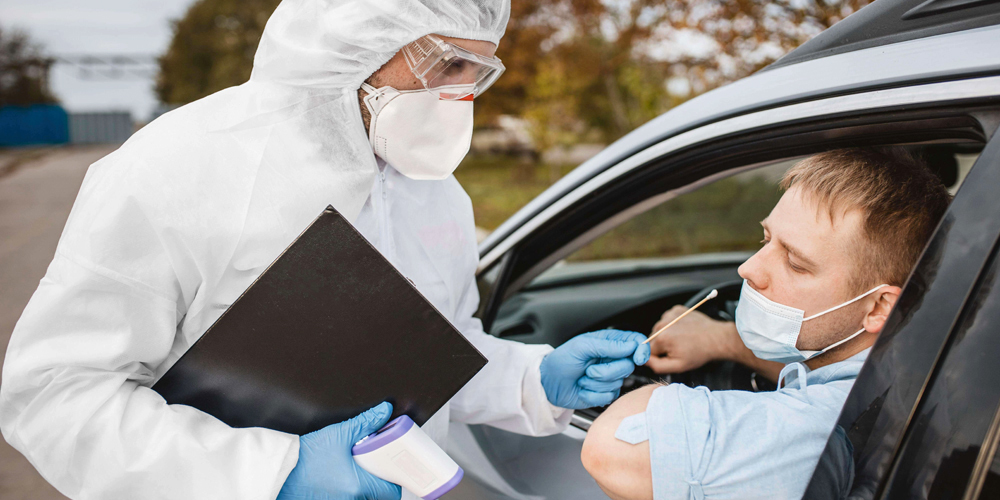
[401,34,505,101]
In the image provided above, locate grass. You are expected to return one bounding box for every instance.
[569,176,783,261]
[454,154,576,231]
[455,154,784,261]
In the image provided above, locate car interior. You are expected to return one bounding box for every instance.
[475,106,997,428]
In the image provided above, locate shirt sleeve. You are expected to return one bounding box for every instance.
[0,163,299,500]
[447,273,572,436]
[639,382,854,500]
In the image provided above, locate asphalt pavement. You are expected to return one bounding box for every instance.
[0,145,116,500]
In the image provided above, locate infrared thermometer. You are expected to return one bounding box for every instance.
[352,415,464,500]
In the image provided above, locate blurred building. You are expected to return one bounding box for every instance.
[68,111,133,144]
[0,104,68,145]
[0,106,133,146]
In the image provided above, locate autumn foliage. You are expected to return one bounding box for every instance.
[0,26,58,107]
[156,0,870,147]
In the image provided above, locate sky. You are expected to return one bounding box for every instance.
[1,0,196,122]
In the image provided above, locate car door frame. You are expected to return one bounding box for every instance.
[477,75,1000,337]
[455,75,1000,500]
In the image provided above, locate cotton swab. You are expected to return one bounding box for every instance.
[642,289,719,345]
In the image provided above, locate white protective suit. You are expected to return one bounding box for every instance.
[0,1,572,498]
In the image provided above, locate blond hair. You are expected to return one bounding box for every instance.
[780,147,952,292]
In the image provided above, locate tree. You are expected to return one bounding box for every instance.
[634,0,872,94]
[156,0,281,105]
[476,0,872,149]
[0,26,58,107]
[155,0,871,146]
[472,0,558,127]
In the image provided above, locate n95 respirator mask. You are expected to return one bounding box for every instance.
[361,83,473,180]
[735,280,887,364]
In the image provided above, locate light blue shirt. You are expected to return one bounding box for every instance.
[615,349,869,500]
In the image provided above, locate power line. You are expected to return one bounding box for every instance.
[54,53,159,80]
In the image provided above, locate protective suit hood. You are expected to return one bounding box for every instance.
[251,0,510,90]
[206,0,510,222]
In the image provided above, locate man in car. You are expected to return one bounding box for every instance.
[580,147,951,499]
[0,2,651,499]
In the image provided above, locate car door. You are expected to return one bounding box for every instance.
[806,105,1000,500]
[450,76,1000,500]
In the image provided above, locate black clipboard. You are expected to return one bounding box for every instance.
[152,206,488,435]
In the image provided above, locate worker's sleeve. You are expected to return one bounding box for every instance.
[0,170,298,500]
[447,275,572,436]
[618,383,854,500]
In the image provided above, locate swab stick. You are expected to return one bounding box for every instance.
[642,289,719,345]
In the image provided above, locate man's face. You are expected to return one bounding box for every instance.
[372,35,496,89]
[737,186,868,350]
[359,35,496,131]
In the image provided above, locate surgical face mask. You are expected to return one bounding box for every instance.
[361,83,473,181]
[735,280,888,363]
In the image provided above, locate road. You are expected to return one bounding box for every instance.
[0,145,116,500]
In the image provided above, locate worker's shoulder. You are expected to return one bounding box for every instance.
[115,90,244,168]
[85,89,262,206]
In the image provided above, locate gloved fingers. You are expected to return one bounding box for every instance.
[576,336,640,361]
[577,376,625,393]
[578,389,619,409]
[634,343,651,365]
[585,358,635,381]
[345,401,394,443]
[589,329,649,346]
[358,469,403,500]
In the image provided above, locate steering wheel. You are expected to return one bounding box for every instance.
[682,279,743,322]
[622,280,777,393]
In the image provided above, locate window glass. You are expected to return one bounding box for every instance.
[525,148,976,289]
[954,152,979,194]
[475,260,503,319]
[565,160,793,263]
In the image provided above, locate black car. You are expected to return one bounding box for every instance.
[448,1,1000,499]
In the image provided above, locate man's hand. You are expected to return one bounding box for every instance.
[540,329,651,409]
[646,306,784,383]
[645,306,742,374]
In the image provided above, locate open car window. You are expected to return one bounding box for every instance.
[487,141,981,418]
[528,160,792,289]
[533,146,978,291]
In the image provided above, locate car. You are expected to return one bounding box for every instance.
[444,1,1000,499]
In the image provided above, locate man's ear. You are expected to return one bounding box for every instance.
[863,285,902,334]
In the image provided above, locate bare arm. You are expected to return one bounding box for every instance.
[646,307,783,383]
[581,385,658,500]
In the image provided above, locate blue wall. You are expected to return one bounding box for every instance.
[0,105,70,147]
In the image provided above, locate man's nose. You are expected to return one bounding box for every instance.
[738,248,768,290]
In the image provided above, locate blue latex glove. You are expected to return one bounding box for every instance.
[539,329,651,409]
[277,402,402,500]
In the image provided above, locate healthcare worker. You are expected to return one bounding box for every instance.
[0,1,649,499]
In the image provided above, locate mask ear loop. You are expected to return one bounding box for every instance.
[801,284,889,360]
[778,362,810,390]
[805,327,867,361]
[803,284,888,321]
